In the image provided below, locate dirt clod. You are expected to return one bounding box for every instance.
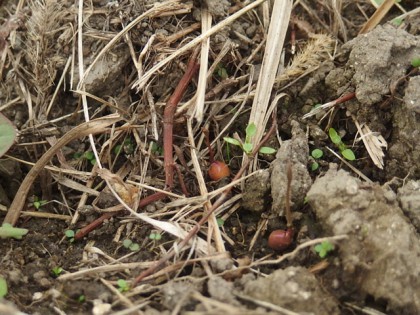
[244,266,340,314]
[307,167,420,314]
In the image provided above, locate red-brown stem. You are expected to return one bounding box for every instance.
[173,164,189,196]
[163,54,200,189]
[132,112,278,286]
[334,92,355,105]
[202,127,214,164]
[74,192,167,240]
[74,54,199,240]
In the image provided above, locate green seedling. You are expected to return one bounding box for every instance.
[215,63,228,80]
[314,241,335,258]
[224,123,276,155]
[411,57,420,68]
[150,141,163,155]
[65,229,75,243]
[83,151,96,166]
[114,138,134,155]
[33,196,47,210]
[78,295,85,303]
[310,148,323,171]
[117,279,129,292]
[0,276,7,298]
[51,266,63,277]
[216,217,225,227]
[148,232,162,241]
[328,128,356,161]
[0,112,16,158]
[122,239,140,251]
[0,223,28,239]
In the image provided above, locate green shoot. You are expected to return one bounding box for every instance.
[0,223,28,239]
[83,151,96,166]
[411,57,420,68]
[51,266,63,277]
[148,232,162,241]
[78,295,85,303]
[314,241,335,258]
[328,128,356,161]
[0,112,16,158]
[33,196,47,210]
[150,141,163,155]
[224,123,276,155]
[216,218,225,227]
[65,229,75,243]
[310,149,323,171]
[0,276,7,298]
[114,139,134,155]
[122,239,140,251]
[215,63,228,80]
[117,279,129,292]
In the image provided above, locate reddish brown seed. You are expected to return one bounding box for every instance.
[208,161,230,181]
[268,228,294,251]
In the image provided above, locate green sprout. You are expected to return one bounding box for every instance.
[224,123,276,156]
[150,141,163,155]
[33,196,47,210]
[0,276,7,298]
[328,128,356,161]
[65,229,75,243]
[117,279,129,292]
[310,148,323,171]
[83,151,97,166]
[148,232,162,241]
[122,239,140,251]
[314,241,335,258]
[215,63,228,80]
[411,57,420,68]
[0,223,28,239]
[78,295,85,303]
[216,218,225,227]
[114,138,134,155]
[0,112,17,158]
[51,266,63,277]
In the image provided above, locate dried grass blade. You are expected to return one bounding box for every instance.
[3,115,122,226]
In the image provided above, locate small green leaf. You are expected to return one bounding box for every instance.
[78,295,85,303]
[217,66,228,80]
[0,223,28,239]
[0,112,17,158]
[328,128,342,144]
[314,241,335,258]
[114,144,122,155]
[311,162,319,171]
[52,267,63,276]
[122,239,132,248]
[83,151,94,160]
[392,18,403,26]
[311,149,323,159]
[411,57,420,68]
[223,137,241,146]
[259,147,276,155]
[0,276,7,298]
[243,142,253,154]
[65,230,75,238]
[117,279,129,292]
[216,218,225,227]
[341,149,356,161]
[245,123,257,139]
[129,243,140,251]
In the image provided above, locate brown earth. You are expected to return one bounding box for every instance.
[1,1,419,314]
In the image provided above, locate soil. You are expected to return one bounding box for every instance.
[1,1,420,315]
